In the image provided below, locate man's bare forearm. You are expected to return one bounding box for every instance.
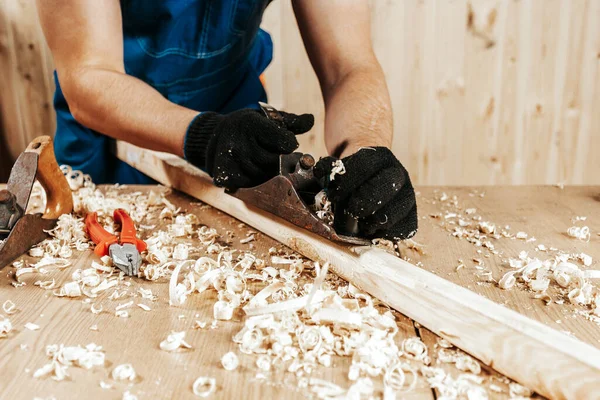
[61,67,197,157]
[322,65,393,158]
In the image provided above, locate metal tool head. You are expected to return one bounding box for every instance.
[0,151,39,236]
[109,243,141,276]
[0,214,56,268]
[0,149,47,269]
[258,101,286,129]
[229,153,370,246]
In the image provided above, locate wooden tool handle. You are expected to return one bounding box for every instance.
[114,209,147,252]
[25,136,74,219]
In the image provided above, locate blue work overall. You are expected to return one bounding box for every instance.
[53,0,273,184]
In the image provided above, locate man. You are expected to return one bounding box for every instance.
[37,0,417,240]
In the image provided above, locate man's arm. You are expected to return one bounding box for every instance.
[292,0,393,158]
[37,0,196,156]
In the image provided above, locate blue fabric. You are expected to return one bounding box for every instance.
[53,0,273,184]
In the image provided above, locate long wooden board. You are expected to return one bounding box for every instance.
[116,142,600,399]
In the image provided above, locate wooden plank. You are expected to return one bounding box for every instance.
[0,187,433,400]
[116,142,600,399]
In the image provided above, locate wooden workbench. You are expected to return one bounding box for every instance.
[0,185,598,399]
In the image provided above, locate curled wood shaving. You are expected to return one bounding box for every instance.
[169,260,195,306]
[115,310,130,318]
[567,226,590,241]
[2,300,17,314]
[314,190,334,225]
[112,364,137,381]
[498,270,518,290]
[221,352,239,371]
[159,331,192,352]
[256,354,271,371]
[329,160,346,181]
[54,281,82,297]
[91,304,103,314]
[402,337,429,362]
[192,376,216,397]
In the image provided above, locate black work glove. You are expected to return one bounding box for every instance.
[314,147,418,240]
[184,109,314,189]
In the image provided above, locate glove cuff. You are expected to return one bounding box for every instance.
[183,112,221,170]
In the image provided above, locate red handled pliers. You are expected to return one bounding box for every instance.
[85,209,147,276]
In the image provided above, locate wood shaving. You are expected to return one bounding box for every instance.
[137,304,151,311]
[112,364,136,381]
[34,279,56,290]
[54,281,82,298]
[34,343,105,380]
[160,331,192,352]
[91,304,103,314]
[256,355,271,371]
[2,300,17,314]
[122,391,138,400]
[314,190,334,225]
[329,160,346,181]
[99,381,112,389]
[567,226,590,241]
[240,234,255,244]
[221,352,239,371]
[116,301,134,311]
[0,316,12,338]
[402,337,429,362]
[138,287,157,301]
[578,253,593,267]
[192,376,216,397]
[422,367,487,399]
[25,322,40,331]
[115,310,129,318]
[509,382,533,398]
[214,300,234,320]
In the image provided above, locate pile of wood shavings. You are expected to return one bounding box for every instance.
[33,343,105,381]
[499,251,600,313]
[10,169,513,398]
[428,191,600,322]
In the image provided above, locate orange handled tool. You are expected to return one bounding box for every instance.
[85,209,146,276]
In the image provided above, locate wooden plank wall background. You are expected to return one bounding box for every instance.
[0,0,55,180]
[1,0,598,185]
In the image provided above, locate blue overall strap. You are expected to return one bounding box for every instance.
[52,0,272,184]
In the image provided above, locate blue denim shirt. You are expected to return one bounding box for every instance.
[53,0,273,184]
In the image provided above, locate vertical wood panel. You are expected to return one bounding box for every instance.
[1,0,598,185]
[0,0,55,162]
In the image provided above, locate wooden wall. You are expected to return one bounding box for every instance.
[1,0,598,185]
[0,0,56,178]
[262,0,600,185]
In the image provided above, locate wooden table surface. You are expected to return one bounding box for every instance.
[0,185,598,400]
